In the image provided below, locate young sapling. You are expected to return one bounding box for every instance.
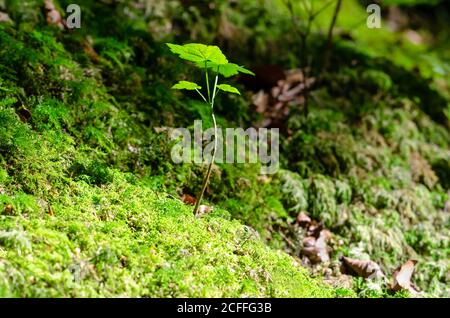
[166,43,254,215]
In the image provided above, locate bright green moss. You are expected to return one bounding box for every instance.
[0,174,341,298]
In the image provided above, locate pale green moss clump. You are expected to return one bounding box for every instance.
[0,173,345,298]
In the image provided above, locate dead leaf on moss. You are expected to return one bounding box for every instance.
[181,194,196,206]
[44,0,64,30]
[296,212,311,227]
[341,256,385,279]
[47,204,54,217]
[17,107,32,123]
[3,204,13,215]
[391,259,419,294]
[307,222,324,238]
[195,205,213,217]
[302,230,330,264]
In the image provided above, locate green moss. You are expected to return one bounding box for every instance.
[0,174,340,297]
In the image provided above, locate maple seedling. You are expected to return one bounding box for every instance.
[166,43,254,215]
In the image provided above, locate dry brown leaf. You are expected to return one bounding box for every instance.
[285,69,304,84]
[47,204,54,217]
[3,204,13,215]
[181,194,196,206]
[391,260,418,293]
[278,83,305,102]
[195,204,213,217]
[341,256,385,279]
[302,230,330,264]
[307,222,323,238]
[252,90,269,114]
[17,107,32,123]
[296,212,311,227]
[44,0,64,30]
[0,12,12,23]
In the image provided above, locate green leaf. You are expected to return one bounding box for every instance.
[166,43,228,65]
[235,65,255,76]
[217,84,240,95]
[172,81,202,90]
[197,62,255,78]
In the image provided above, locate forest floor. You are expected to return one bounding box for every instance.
[0,0,449,297]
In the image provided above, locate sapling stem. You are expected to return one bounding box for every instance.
[166,43,253,215]
[195,89,207,103]
[205,62,211,103]
[194,74,219,216]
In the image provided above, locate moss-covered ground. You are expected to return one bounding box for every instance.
[0,0,449,297]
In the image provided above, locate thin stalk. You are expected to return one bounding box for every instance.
[195,89,207,103]
[205,62,211,103]
[212,75,219,100]
[193,75,219,215]
[323,0,342,73]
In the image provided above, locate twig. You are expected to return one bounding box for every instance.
[323,0,343,73]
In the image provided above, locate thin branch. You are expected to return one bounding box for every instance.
[311,0,335,20]
[205,62,211,103]
[323,0,343,73]
[212,75,219,102]
[195,89,207,103]
[194,72,219,216]
[193,103,218,216]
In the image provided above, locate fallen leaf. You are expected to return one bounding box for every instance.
[44,0,56,10]
[47,204,54,217]
[307,222,323,238]
[296,212,311,227]
[195,205,213,217]
[0,12,12,23]
[302,230,330,264]
[278,83,305,102]
[252,90,269,114]
[3,204,13,215]
[17,107,32,123]
[44,0,64,30]
[341,256,385,279]
[391,260,419,293]
[285,69,304,84]
[181,194,196,206]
